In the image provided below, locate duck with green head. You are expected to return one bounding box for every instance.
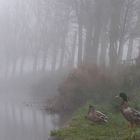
[86,105,108,123]
[118,92,140,128]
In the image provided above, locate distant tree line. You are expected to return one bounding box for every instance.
[0,0,140,78]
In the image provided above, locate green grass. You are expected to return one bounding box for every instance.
[51,104,140,140]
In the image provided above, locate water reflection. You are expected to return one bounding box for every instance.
[0,101,59,140]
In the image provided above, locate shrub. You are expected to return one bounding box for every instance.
[55,64,140,112]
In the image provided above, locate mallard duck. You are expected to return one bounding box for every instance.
[86,105,108,123]
[117,92,140,128]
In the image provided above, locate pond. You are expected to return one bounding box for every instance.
[0,99,60,140]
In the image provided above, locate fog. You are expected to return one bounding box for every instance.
[0,0,140,139]
[0,0,139,78]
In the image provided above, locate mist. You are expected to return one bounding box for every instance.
[0,0,140,140]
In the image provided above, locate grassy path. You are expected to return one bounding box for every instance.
[51,104,140,140]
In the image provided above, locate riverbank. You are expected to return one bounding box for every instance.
[51,102,140,140]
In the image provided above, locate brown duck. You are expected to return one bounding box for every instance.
[118,92,140,128]
[86,105,108,123]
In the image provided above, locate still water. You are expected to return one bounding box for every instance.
[0,99,60,140]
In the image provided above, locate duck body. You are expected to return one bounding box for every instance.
[119,92,140,127]
[121,105,140,125]
[86,105,108,123]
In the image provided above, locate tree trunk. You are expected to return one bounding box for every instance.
[84,20,101,65]
[42,49,47,72]
[51,47,58,72]
[92,21,102,64]
[59,36,66,69]
[77,23,83,66]
[32,54,38,73]
[20,55,25,75]
[12,58,17,76]
[109,39,118,71]
[5,56,10,78]
[126,38,133,61]
[69,31,77,67]
[99,31,108,68]
[84,23,93,64]
[117,0,131,63]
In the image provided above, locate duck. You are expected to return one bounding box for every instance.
[117,92,140,128]
[86,105,108,123]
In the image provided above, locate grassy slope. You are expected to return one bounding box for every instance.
[51,103,140,140]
